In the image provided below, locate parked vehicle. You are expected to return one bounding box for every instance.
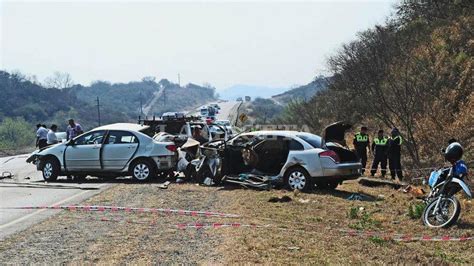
[162,112,185,121]
[210,120,233,138]
[422,146,471,228]
[26,123,178,182]
[200,106,209,117]
[209,103,221,110]
[197,122,361,191]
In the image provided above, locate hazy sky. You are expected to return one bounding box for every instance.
[1,0,397,90]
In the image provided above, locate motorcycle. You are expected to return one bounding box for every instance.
[422,162,471,228]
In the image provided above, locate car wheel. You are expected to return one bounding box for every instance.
[131,160,155,182]
[285,167,313,192]
[42,158,59,182]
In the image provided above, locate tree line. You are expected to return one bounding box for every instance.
[279,0,473,167]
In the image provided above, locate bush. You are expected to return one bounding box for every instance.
[408,202,426,219]
[0,117,35,150]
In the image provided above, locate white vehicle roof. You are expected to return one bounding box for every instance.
[94,123,150,132]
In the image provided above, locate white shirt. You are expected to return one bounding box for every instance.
[36,127,48,140]
[47,130,58,144]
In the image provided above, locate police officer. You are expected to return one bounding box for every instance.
[353,126,369,172]
[388,127,403,181]
[370,130,388,177]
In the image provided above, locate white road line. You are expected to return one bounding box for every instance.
[0,183,108,230]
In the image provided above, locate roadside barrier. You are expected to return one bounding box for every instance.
[0,205,240,218]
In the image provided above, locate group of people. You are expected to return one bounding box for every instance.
[35,119,83,149]
[353,126,403,181]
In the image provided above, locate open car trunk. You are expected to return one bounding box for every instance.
[323,121,359,163]
[325,143,358,163]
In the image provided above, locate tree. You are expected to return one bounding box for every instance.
[44,72,74,89]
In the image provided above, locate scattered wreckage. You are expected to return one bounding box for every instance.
[173,121,362,191]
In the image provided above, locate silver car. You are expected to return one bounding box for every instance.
[221,122,361,191]
[27,123,178,182]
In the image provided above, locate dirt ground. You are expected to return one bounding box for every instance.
[0,178,473,264]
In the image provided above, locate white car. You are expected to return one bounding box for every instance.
[26,123,178,182]
[210,120,233,137]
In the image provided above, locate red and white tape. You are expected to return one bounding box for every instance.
[341,229,474,242]
[176,222,271,230]
[173,223,474,242]
[1,205,239,218]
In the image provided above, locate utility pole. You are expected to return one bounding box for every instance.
[96,96,101,126]
[140,89,143,116]
[178,73,180,87]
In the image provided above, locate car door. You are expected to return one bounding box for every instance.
[101,130,139,171]
[64,130,106,171]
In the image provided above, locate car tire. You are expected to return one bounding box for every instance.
[131,159,155,182]
[284,166,313,192]
[42,158,59,182]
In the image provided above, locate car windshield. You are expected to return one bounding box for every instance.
[297,134,322,148]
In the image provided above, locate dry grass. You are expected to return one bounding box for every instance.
[215,180,474,264]
[0,179,472,264]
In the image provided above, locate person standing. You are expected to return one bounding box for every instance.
[66,119,84,140]
[36,124,48,149]
[388,127,403,181]
[47,124,59,145]
[353,126,369,172]
[370,129,388,177]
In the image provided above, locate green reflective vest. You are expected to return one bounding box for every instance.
[355,132,368,142]
[374,137,388,145]
[392,135,403,144]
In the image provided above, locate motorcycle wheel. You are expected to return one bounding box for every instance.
[422,196,461,228]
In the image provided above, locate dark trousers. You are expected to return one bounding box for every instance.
[38,139,47,149]
[389,154,403,180]
[371,154,387,176]
[356,149,368,171]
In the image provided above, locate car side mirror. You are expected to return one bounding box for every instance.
[67,139,75,146]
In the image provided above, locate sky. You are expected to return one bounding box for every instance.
[0,0,397,90]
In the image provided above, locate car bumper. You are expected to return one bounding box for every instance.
[320,162,362,180]
[152,155,177,170]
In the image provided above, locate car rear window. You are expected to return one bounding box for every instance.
[298,134,322,148]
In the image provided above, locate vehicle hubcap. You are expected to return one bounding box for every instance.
[134,164,150,180]
[44,163,53,178]
[288,171,306,190]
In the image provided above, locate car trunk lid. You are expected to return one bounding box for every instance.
[322,121,352,145]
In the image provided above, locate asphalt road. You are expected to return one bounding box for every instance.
[0,100,241,240]
[0,155,111,239]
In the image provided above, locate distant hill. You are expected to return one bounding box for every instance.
[218,84,287,101]
[71,79,216,118]
[272,76,330,104]
[0,71,217,131]
[0,71,126,131]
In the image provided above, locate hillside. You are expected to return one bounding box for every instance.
[279,0,474,168]
[0,71,217,150]
[218,84,286,101]
[271,76,329,104]
[71,79,216,118]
